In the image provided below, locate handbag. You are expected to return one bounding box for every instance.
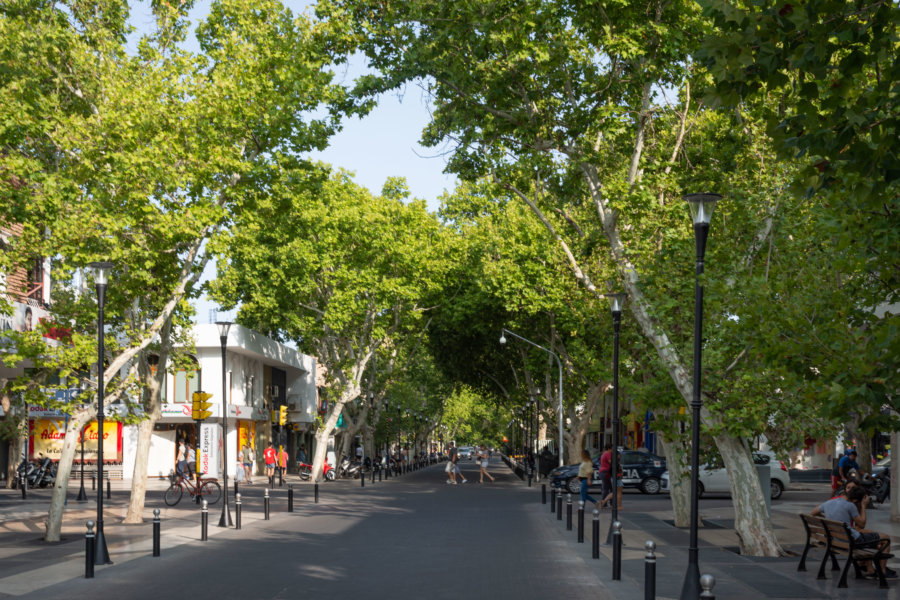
[445,461,453,473]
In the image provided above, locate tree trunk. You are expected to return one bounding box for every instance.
[363,424,375,462]
[45,407,95,541]
[658,433,690,527]
[716,435,784,555]
[310,398,348,482]
[846,414,872,474]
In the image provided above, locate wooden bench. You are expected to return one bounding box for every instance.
[798,513,894,588]
[798,513,839,579]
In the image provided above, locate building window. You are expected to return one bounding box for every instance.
[173,359,200,404]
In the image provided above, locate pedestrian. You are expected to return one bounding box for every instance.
[578,449,600,510]
[278,445,288,476]
[446,442,465,484]
[478,444,495,483]
[243,444,254,484]
[601,457,623,510]
[235,449,245,484]
[175,439,187,480]
[833,449,861,492]
[297,444,308,467]
[185,443,196,478]
[811,485,896,579]
[598,443,613,501]
[264,442,277,486]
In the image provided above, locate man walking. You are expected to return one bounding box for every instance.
[598,444,613,505]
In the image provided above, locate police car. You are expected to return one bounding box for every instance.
[548,450,667,495]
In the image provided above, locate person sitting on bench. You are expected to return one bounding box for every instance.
[812,486,897,579]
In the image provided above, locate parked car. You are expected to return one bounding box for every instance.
[548,450,667,495]
[660,451,790,499]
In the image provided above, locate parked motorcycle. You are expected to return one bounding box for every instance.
[12,458,37,489]
[298,460,336,482]
[872,469,890,504]
[339,456,362,479]
[29,456,56,488]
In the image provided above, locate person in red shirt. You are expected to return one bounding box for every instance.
[263,442,277,486]
[598,444,613,505]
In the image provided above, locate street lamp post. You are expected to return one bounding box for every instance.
[604,292,626,548]
[215,321,233,527]
[679,193,721,600]
[500,328,565,467]
[87,261,113,565]
[76,422,88,501]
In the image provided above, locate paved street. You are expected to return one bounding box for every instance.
[2,460,900,599]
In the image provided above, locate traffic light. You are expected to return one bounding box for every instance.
[278,404,287,426]
[191,391,213,421]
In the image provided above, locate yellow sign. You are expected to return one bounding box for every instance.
[192,391,213,420]
[31,419,119,460]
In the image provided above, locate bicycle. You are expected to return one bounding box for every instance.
[164,473,222,506]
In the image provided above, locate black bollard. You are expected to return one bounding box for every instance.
[556,494,562,521]
[279,467,283,488]
[264,488,270,520]
[577,500,585,543]
[20,473,26,499]
[528,469,533,487]
[106,476,111,500]
[550,487,557,513]
[235,493,242,530]
[92,474,96,491]
[314,482,319,503]
[234,480,239,497]
[361,468,365,488]
[152,509,161,557]
[644,541,656,600]
[85,521,95,579]
[372,465,376,484]
[201,500,208,541]
[379,466,383,482]
[592,509,600,559]
[542,484,547,504]
[700,574,716,599]
[612,520,622,580]
[566,493,573,530]
[288,484,294,512]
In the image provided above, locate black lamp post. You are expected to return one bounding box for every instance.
[215,321,233,527]
[87,261,113,565]
[76,422,88,501]
[604,292,626,547]
[679,193,721,600]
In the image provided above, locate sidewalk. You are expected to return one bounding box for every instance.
[533,479,900,599]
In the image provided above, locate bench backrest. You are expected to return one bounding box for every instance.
[800,513,829,545]
[820,517,855,553]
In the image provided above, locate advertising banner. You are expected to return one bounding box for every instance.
[198,423,220,478]
[29,419,121,460]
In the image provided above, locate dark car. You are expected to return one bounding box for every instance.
[548,450,667,495]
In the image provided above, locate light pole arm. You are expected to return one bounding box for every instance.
[501,329,565,467]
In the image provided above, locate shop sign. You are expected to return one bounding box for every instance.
[199,422,220,478]
[29,419,120,460]
[229,405,267,421]
[162,403,220,419]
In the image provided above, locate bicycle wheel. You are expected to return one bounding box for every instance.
[164,483,183,506]
[201,480,221,505]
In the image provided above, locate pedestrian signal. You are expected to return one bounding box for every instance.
[192,391,213,420]
[278,405,287,426]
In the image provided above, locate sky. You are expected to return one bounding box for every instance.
[126,1,456,322]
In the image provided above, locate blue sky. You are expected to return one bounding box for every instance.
[127,1,456,321]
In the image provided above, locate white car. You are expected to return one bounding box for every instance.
[660,451,790,500]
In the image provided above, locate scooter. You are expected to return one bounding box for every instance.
[339,456,362,479]
[872,469,890,504]
[298,459,336,481]
[12,459,37,489]
[28,456,56,488]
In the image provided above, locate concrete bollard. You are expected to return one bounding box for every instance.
[201,500,208,541]
[235,493,242,530]
[152,509,161,557]
[264,488,270,520]
[85,521,95,579]
[612,520,622,580]
[644,540,656,600]
[556,494,563,521]
[592,509,600,559]
[566,493,573,530]
[550,488,557,513]
[577,500,585,543]
[288,484,294,512]
[542,484,547,504]
[700,574,716,599]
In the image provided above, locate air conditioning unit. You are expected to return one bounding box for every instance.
[287,402,298,411]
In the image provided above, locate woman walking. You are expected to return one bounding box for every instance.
[601,459,623,510]
[478,444,495,483]
[579,449,601,510]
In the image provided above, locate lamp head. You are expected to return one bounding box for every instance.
[499,333,507,345]
[604,292,627,316]
[684,193,722,226]
[87,261,114,287]
[215,321,232,339]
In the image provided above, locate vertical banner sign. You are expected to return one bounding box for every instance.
[199,423,221,478]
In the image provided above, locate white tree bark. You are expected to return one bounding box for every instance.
[658,433,690,527]
[45,407,95,541]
